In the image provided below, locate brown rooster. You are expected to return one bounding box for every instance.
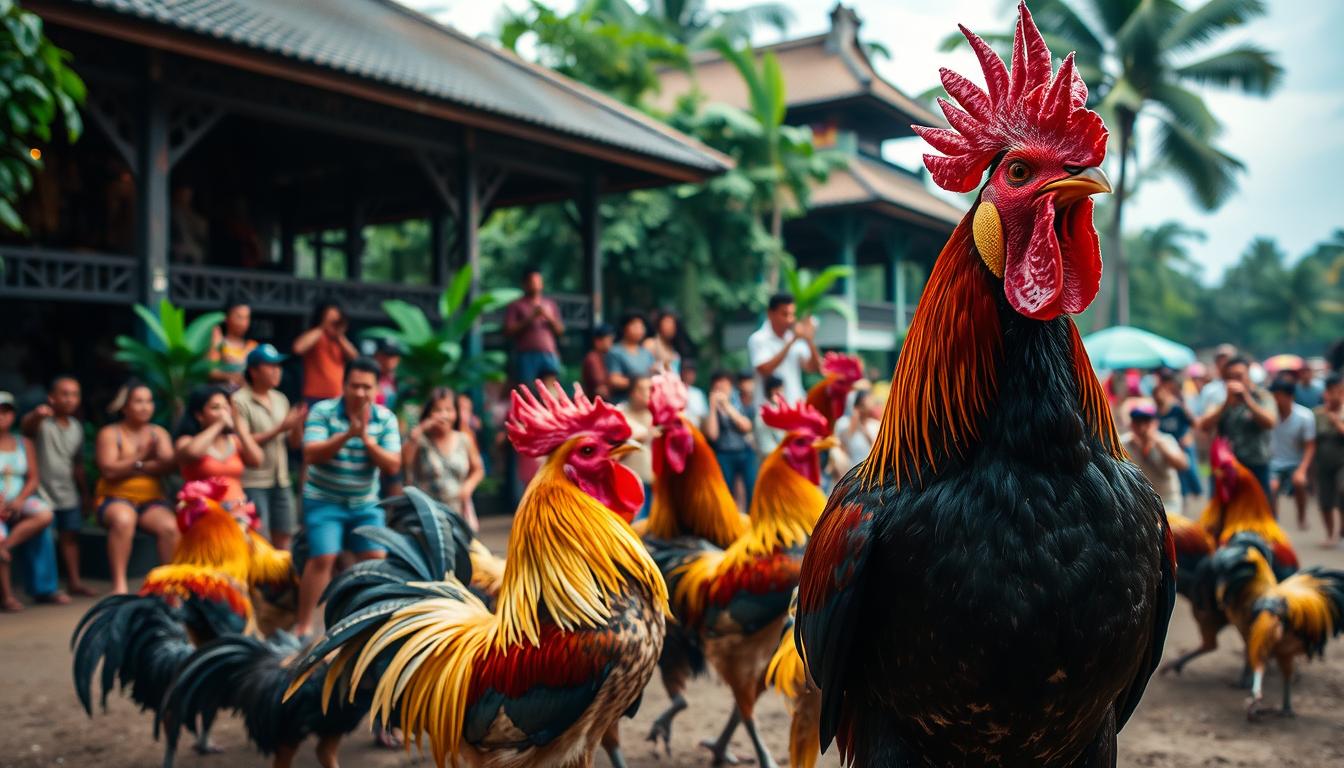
[796,4,1174,765]
[632,373,747,754]
[667,398,832,768]
[805,352,865,431]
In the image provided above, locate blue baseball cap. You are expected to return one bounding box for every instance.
[246,343,288,367]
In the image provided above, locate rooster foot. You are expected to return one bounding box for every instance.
[646,719,673,755]
[191,740,223,755]
[1245,698,1265,721]
[698,739,750,766]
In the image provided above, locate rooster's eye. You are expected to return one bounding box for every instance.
[581,445,596,456]
[1005,160,1032,185]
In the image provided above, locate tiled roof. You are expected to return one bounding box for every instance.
[811,156,964,230]
[55,0,730,175]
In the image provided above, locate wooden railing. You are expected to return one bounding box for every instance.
[0,246,138,304]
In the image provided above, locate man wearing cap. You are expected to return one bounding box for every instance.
[1267,375,1316,530]
[1121,404,1190,515]
[232,344,306,549]
[1193,343,1238,417]
[1197,355,1276,497]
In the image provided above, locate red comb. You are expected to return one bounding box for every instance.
[912,1,1107,193]
[506,381,631,457]
[649,371,687,427]
[822,353,864,384]
[1211,437,1237,470]
[762,396,828,437]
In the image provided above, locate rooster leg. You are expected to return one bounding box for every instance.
[1159,643,1215,676]
[314,734,342,768]
[1276,655,1296,717]
[740,714,779,768]
[191,717,222,755]
[698,708,746,766]
[601,723,627,768]
[273,743,297,768]
[645,693,687,754]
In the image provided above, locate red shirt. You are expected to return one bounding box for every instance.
[302,334,348,401]
[505,297,560,355]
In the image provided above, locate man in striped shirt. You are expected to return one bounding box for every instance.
[295,356,402,636]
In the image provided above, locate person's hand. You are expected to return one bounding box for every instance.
[458,488,473,509]
[220,407,236,432]
[1225,380,1247,401]
[1293,467,1308,490]
[794,318,816,342]
[346,411,368,440]
[281,406,305,432]
[32,404,53,421]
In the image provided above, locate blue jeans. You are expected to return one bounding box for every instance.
[15,525,60,598]
[717,449,758,508]
[515,351,561,385]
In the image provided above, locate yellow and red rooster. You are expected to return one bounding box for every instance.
[291,383,667,768]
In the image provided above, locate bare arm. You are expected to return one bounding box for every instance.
[144,427,176,476]
[1155,436,1189,471]
[1244,395,1276,429]
[754,337,798,379]
[12,438,42,506]
[363,436,402,476]
[336,334,358,361]
[175,420,228,463]
[503,304,530,338]
[292,326,323,355]
[233,421,264,468]
[1296,439,1316,486]
[461,432,485,497]
[402,424,429,483]
[19,406,50,438]
[94,428,138,481]
[542,302,564,336]
[703,402,721,441]
[722,402,753,434]
[304,430,350,466]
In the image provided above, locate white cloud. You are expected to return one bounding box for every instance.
[401,0,1344,279]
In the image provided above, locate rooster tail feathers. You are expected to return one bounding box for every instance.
[71,594,193,718]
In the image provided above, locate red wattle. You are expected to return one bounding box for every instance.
[1004,196,1063,319]
[609,461,646,523]
[1058,198,1101,315]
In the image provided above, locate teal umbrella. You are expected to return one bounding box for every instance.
[1081,325,1195,370]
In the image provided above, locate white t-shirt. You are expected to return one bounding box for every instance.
[748,321,813,403]
[684,386,709,426]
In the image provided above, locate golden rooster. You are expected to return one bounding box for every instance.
[1214,539,1344,718]
[668,398,832,768]
[72,478,295,765]
[1200,438,1299,570]
[631,372,747,754]
[290,383,667,768]
[765,591,821,768]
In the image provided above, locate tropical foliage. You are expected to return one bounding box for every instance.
[486,1,844,360]
[782,263,855,323]
[113,301,223,422]
[947,0,1283,328]
[1124,226,1344,355]
[0,0,85,232]
[361,265,521,404]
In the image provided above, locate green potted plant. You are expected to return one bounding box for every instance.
[113,299,223,423]
[782,263,856,323]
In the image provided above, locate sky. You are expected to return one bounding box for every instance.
[399,0,1344,282]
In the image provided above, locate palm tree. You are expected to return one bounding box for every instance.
[947,0,1283,328]
[702,36,847,288]
[595,0,793,49]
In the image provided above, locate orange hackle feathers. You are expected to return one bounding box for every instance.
[1167,511,1215,560]
[643,423,747,547]
[806,352,865,433]
[140,566,252,620]
[860,223,1002,488]
[1199,458,1298,571]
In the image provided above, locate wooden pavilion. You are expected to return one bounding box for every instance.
[656,3,964,362]
[0,0,730,400]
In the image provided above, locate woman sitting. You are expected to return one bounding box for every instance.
[174,385,262,513]
[0,392,63,611]
[403,387,484,531]
[94,381,179,594]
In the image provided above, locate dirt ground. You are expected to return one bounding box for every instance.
[2,505,1343,768]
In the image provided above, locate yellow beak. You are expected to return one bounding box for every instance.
[812,435,839,451]
[1041,166,1112,204]
[609,442,641,460]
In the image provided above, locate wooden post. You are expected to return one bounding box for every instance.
[580,172,602,328]
[136,80,170,309]
[837,213,860,354]
[887,238,910,333]
[459,131,481,355]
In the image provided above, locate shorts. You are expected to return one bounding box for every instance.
[54,507,84,532]
[246,486,297,535]
[0,497,53,539]
[303,496,386,557]
[95,496,171,526]
[1317,464,1344,513]
[1271,465,1301,497]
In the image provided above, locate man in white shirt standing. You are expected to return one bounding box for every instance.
[748,293,822,403]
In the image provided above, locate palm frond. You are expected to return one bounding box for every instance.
[1153,115,1245,210]
[1148,82,1220,138]
[1162,0,1267,54]
[1175,44,1283,96]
